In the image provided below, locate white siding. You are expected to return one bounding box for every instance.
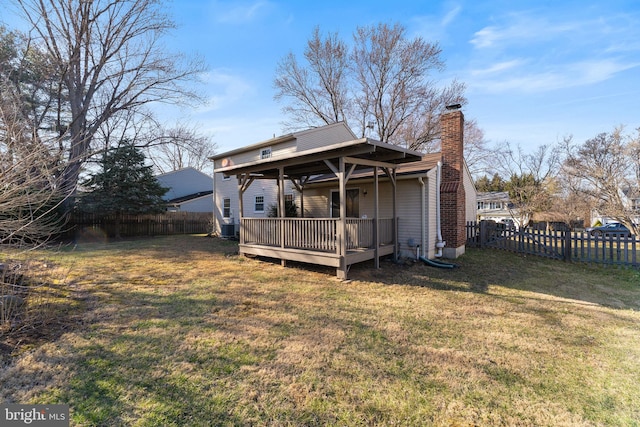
[213,174,239,234]
[303,190,330,218]
[463,163,477,223]
[214,140,297,169]
[425,168,439,260]
[212,123,355,173]
[295,123,357,151]
[213,173,302,234]
[395,180,423,259]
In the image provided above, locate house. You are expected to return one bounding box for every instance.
[155,167,214,212]
[591,188,640,227]
[210,109,476,279]
[476,191,513,223]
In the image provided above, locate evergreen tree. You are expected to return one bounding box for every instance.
[79,143,168,237]
[475,173,505,192]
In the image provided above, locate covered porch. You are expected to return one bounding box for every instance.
[215,138,422,279]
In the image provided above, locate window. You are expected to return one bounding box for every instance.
[260,147,272,159]
[478,201,502,210]
[223,198,231,218]
[255,195,265,212]
[331,189,359,218]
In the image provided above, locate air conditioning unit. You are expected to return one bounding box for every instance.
[221,224,235,237]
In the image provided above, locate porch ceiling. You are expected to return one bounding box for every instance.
[215,138,423,179]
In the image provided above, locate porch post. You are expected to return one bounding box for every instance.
[392,168,398,261]
[279,167,286,266]
[337,157,347,279]
[299,181,304,218]
[374,166,380,269]
[237,174,245,245]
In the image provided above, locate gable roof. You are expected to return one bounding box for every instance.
[476,191,510,202]
[210,122,357,161]
[156,166,212,180]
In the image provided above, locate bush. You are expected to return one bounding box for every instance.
[267,201,298,218]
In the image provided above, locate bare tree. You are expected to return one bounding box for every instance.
[1,73,65,246]
[416,116,492,177]
[13,0,206,208]
[274,27,350,129]
[274,23,466,151]
[147,124,217,174]
[462,119,493,178]
[561,128,640,234]
[393,79,466,151]
[493,142,561,228]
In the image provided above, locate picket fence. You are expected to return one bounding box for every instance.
[466,221,639,268]
[65,212,212,238]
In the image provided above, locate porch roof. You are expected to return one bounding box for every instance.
[214,138,423,179]
[305,152,442,185]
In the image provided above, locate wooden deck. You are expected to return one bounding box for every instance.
[239,217,396,269]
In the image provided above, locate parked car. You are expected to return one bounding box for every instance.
[494,218,516,231]
[585,223,633,237]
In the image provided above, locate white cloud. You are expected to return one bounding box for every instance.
[470,13,581,49]
[468,59,639,94]
[196,70,254,113]
[441,5,462,27]
[470,59,526,76]
[215,1,273,24]
[573,59,640,85]
[202,115,284,153]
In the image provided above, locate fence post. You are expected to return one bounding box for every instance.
[563,230,571,262]
[479,221,486,248]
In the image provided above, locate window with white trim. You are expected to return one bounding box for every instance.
[254,195,265,213]
[223,198,231,218]
[260,147,272,159]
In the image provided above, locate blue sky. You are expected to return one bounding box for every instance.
[4,0,639,155]
[161,0,640,155]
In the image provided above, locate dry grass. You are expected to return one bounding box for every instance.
[1,235,639,426]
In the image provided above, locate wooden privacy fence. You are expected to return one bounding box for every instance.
[65,212,212,238]
[467,221,639,268]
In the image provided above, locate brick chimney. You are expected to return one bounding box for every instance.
[440,108,466,258]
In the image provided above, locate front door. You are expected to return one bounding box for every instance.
[331,189,359,218]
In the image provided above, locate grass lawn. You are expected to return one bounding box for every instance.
[1,235,639,426]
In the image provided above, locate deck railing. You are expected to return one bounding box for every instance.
[241,217,395,253]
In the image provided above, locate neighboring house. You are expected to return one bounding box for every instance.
[210,110,476,279]
[591,189,640,227]
[155,167,214,212]
[476,191,514,223]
